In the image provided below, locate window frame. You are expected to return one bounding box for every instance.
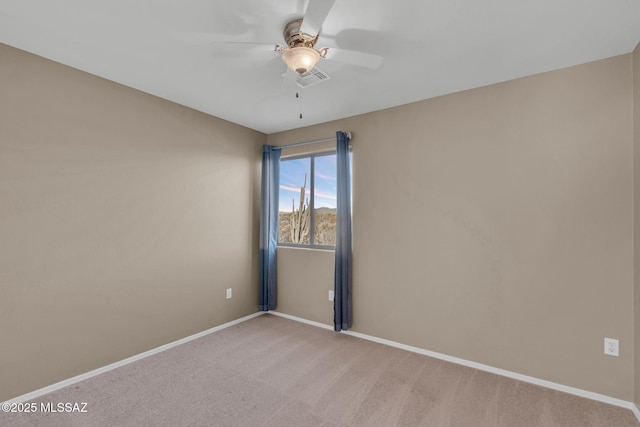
[278,150,338,250]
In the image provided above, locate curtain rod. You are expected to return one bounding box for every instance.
[271,131,351,150]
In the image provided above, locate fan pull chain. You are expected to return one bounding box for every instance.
[296,91,303,119]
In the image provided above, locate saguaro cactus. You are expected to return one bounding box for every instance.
[290,174,310,243]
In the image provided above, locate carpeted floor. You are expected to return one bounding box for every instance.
[1,314,638,426]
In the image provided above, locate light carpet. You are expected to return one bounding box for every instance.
[1,314,637,426]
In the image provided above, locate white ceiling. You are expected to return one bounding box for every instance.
[1,0,640,134]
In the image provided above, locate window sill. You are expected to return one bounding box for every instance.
[277,245,335,253]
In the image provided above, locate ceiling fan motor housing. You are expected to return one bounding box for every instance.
[283,18,317,48]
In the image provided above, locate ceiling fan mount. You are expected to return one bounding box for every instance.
[282,18,317,49]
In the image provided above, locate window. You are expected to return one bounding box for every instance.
[278,151,349,248]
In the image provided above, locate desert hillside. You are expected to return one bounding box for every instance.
[279,209,336,246]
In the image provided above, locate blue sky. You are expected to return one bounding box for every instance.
[279,154,337,212]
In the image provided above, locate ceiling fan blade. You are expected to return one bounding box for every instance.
[171,31,275,47]
[300,0,337,36]
[324,48,384,70]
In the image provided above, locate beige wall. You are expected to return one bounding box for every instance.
[276,247,335,325]
[634,42,640,407]
[0,44,265,401]
[269,54,635,400]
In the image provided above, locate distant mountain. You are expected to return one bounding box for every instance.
[314,208,336,215]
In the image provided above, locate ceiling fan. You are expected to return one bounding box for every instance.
[174,0,383,85]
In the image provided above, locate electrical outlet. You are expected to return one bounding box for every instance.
[604,338,619,356]
[226,288,232,299]
[328,290,334,301]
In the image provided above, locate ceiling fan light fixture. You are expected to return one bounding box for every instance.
[282,46,321,75]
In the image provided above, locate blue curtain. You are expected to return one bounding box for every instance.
[259,145,280,311]
[334,132,352,331]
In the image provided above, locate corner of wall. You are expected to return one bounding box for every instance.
[633,40,640,410]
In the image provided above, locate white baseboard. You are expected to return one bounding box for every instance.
[268,310,640,423]
[268,311,334,331]
[632,403,640,424]
[2,312,265,405]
